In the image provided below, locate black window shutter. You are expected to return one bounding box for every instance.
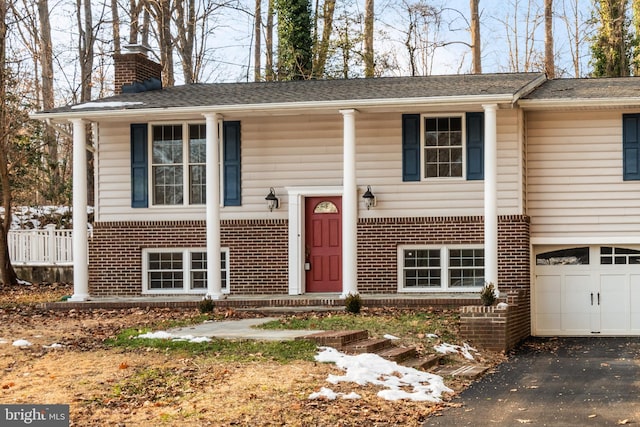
[466,112,484,180]
[623,114,640,180]
[223,121,242,206]
[402,114,421,181]
[130,123,148,208]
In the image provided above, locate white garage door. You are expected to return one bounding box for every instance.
[534,246,640,336]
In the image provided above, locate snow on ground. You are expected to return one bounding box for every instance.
[312,347,453,402]
[434,342,477,360]
[136,330,212,343]
[12,339,32,347]
[4,206,94,230]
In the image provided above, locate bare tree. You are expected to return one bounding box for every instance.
[265,0,274,80]
[557,0,593,77]
[498,0,544,72]
[147,0,175,86]
[254,0,262,81]
[77,0,95,102]
[470,0,481,73]
[544,0,555,77]
[400,0,442,76]
[174,0,196,83]
[363,0,374,77]
[312,0,336,78]
[112,0,121,53]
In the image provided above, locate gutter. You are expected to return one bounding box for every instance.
[31,93,523,122]
[519,97,640,110]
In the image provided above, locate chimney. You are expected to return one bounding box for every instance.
[113,44,162,94]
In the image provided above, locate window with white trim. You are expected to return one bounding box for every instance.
[423,115,464,178]
[151,123,208,206]
[398,245,484,291]
[143,248,229,293]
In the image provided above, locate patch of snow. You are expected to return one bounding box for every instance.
[426,333,439,339]
[313,347,452,402]
[308,387,361,400]
[12,339,32,347]
[497,302,509,309]
[136,331,211,343]
[383,334,400,340]
[0,339,8,344]
[71,101,144,110]
[434,342,477,360]
[44,343,63,349]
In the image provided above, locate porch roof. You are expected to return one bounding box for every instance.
[34,72,546,120]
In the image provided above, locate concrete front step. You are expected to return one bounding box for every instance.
[432,364,490,379]
[403,354,442,370]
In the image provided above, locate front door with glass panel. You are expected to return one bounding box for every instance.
[305,197,342,293]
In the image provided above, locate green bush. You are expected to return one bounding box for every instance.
[198,296,215,313]
[344,293,362,314]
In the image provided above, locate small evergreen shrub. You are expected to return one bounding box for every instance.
[199,296,215,313]
[480,282,497,306]
[344,293,362,314]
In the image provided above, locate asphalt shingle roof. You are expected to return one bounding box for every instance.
[523,77,640,100]
[40,72,545,115]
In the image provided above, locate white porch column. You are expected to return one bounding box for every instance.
[204,113,223,299]
[340,109,358,297]
[69,118,89,301]
[483,104,499,292]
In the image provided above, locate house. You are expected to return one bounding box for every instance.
[33,49,640,339]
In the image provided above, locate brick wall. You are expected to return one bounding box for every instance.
[113,52,162,94]
[357,215,530,294]
[89,215,530,300]
[459,290,531,352]
[89,220,288,296]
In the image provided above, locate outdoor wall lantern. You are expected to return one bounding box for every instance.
[362,186,376,210]
[265,187,280,211]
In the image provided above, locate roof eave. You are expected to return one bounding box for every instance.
[31,93,522,122]
[519,97,640,110]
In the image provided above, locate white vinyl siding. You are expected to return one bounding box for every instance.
[527,110,640,239]
[95,110,522,221]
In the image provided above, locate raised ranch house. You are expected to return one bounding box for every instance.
[33,50,640,342]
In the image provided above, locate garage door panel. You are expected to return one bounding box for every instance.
[562,274,592,333]
[599,274,630,333]
[630,274,640,330]
[534,274,562,334]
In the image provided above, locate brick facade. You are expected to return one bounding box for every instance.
[113,52,163,94]
[89,215,530,299]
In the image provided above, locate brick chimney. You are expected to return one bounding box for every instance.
[113,44,162,94]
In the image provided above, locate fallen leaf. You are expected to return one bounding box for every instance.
[618,420,630,425]
[589,414,597,418]
[119,362,129,369]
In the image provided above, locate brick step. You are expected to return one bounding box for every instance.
[377,345,417,363]
[344,338,392,354]
[300,330,369,350]
[403,354,442,370]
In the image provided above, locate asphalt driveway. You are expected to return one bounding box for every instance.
[425,337,640,426]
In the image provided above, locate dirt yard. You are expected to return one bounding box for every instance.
[0,284,504,426]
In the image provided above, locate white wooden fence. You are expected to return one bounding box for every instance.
[8,225,74,266]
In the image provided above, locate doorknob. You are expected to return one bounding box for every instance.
[591,293,593,305]
[598,292,600,305]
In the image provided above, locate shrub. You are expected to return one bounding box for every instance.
[344,293,362,314]
[480,282,497,306]
[198,296,215,313]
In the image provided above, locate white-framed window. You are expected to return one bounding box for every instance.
[422,114,465,179]
[150,122,219,206]
[142,248,229,293]
[398,245,484,292]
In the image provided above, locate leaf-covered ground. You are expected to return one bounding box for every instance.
[0,283,505,426]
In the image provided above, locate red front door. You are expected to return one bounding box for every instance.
[305,197,342,293]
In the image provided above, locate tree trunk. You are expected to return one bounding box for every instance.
[175,0,195,84]
[265,0,274,80]
[470,0,481,74]
[254,0,262,81]
[312,0,335,78]
[112,0,121,53]
[544,0,555,78]
[0,1,18,286]
[363,0,374,77]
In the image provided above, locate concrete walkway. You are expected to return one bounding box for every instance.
[424,337,640,426]
[167,317,323,341]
